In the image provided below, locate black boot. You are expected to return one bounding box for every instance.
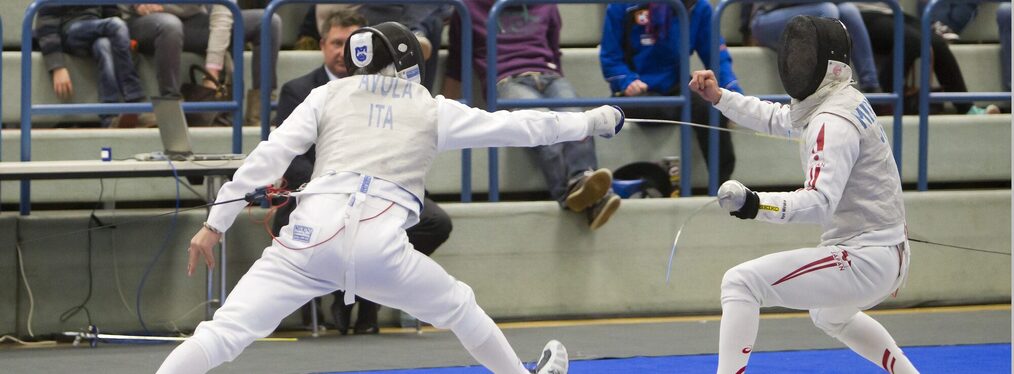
[354,299,380,334]
[331,291,353,335]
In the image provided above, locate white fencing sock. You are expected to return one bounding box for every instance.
[834,312,919,374]
[156,339,212,374]
[460,327,528,374]
[717,300,760,374]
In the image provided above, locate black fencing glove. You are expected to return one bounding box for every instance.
[717,180,759,219]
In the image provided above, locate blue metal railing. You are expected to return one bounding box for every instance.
[488,0,692,200]
[918,0,1011,190]
[712,0,906,194]
[259,0,474,201]
[19,0,247,215]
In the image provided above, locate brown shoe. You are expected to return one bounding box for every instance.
[138,112,158,128]
[587,191,621,230]
[110,113,138,128]
[564,169,613,212]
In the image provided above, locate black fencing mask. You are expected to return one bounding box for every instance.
[777,15,852,100]
[344,22,424,83]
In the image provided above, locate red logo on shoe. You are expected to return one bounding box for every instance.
[742,346,752,354]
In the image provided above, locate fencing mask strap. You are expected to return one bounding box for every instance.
[344,22,424,84]
[777,15,852,101]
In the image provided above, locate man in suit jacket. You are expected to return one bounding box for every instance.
[272,9,453,335]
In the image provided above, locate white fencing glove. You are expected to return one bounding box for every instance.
[717,180,759,219]
[584,105,625,138]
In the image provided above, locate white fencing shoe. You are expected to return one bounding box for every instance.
[531,340,568,374]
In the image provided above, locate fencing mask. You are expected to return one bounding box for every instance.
[344,22,424,84]
[777,15,852,100]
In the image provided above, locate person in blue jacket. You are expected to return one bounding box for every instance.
[600,1,741,183]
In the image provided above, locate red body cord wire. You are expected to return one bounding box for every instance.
[250,187,396,251]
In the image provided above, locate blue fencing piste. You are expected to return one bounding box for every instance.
[259,0,475,201]
[917,0,1011,190]
[18,0,248,215]
[487,0,692,200]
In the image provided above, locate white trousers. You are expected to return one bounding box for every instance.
[717,243,914,373]
[721,243,908,312]
[165,194,525,373]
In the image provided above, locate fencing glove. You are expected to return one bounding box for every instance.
[717,180,759,219]
[584,105,625,138]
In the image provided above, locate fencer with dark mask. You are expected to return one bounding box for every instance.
[689,15,917,373]
[156,22,625,374]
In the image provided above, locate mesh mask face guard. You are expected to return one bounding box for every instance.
[343,22,424,84]
[777,16,852,100]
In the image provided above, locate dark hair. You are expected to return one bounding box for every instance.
[319,8,367,37]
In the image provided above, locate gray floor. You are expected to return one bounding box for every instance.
[1,307,1009,373]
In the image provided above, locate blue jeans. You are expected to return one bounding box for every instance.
[496,72,598,205]
[63,17,145,125]
[127,10,281,97]
[752,3,881,91]
[999,3,1011,92]
[919,0,978,33]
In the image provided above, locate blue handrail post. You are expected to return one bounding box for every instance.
[712,0,905,193]
[259,0,473,201]
[18,0,246,215]
[917,0,1011,191]
[488,0,690,199]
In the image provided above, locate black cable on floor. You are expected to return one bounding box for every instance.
[59,179,106,326]
[136,161,182,333]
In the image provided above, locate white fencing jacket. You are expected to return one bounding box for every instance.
[206,74,595,232]
[714,87,907,247]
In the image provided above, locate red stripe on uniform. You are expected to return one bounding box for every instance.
[881,349,891,372]
[771,263,838,286]
[771,256,835,286]
[807,124,826,190]
[816,124,826,151]
[736,366,746,374]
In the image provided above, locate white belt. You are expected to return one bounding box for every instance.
[342,175,374,305]
[891,241,911,297]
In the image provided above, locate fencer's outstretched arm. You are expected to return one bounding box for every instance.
[713,89,796,138]
[434,97,623,151]
[689,70,795,138]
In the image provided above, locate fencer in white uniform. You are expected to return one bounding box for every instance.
[689,16,917,374]
[156,22,623,374]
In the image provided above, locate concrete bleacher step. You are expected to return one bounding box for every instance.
[5,42,1006,125]
[2,113,1008,205]
[0,190,1008,334]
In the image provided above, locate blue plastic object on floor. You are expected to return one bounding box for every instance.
[326,343,1010,373]
[611,179,644,198]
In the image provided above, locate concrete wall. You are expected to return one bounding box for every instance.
[0,190,1008,335]
[0,215,16,335]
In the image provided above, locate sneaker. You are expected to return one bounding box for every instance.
[587,191,621,230]
[530,340,568,374]
[932,21,960,42]
[564,169,613,212]
[966,105,1001,115]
